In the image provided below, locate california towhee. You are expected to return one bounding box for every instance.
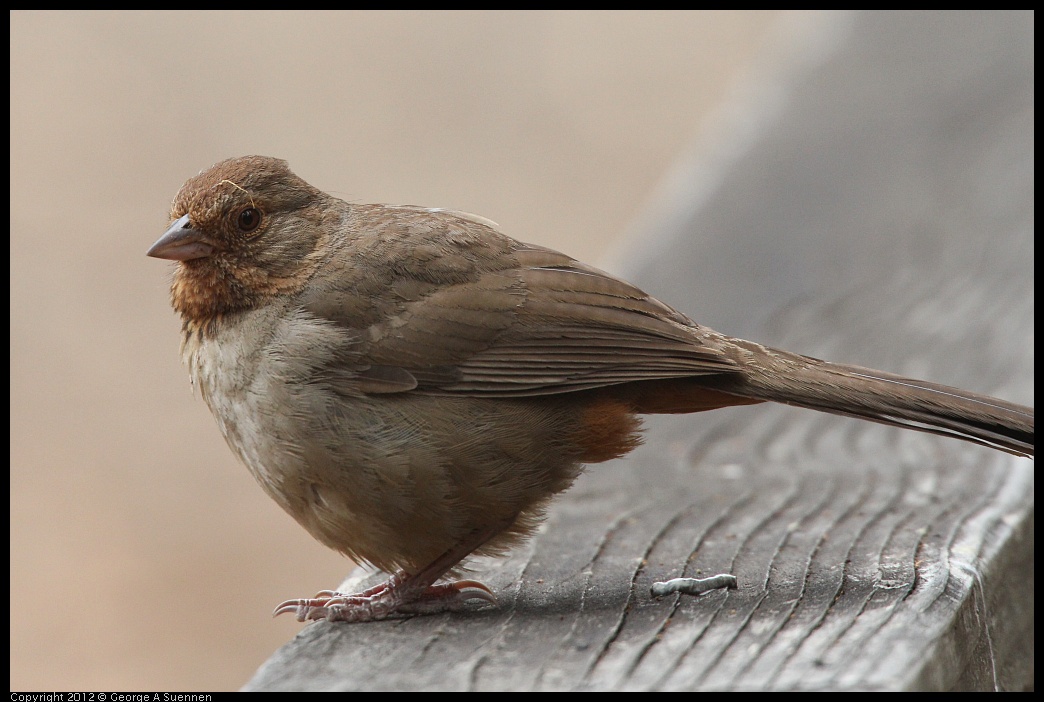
[148,156,1034,622]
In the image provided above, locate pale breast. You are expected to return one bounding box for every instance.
[181,304,363,507]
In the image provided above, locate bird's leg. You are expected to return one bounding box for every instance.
[273,519,510,623]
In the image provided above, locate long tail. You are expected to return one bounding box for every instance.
[710,341,1034,458]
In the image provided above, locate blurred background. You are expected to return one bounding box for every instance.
[10,10,825,690]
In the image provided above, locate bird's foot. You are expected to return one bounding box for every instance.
[273,573,497,622]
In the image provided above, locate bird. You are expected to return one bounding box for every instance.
[147,156,1034,623]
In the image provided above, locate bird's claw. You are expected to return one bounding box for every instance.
[273,578,497,622]
[397,579,498,614]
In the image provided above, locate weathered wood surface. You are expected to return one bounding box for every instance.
[245,11,1033,691]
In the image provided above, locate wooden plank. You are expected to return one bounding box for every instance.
[245,11,1033,691]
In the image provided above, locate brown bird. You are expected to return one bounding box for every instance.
[148,156,1034,623]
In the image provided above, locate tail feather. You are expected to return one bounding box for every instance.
[714,348,1033,458]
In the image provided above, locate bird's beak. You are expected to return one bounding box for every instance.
[147,214,218,261]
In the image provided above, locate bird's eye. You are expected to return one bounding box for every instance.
[236,207,263,234]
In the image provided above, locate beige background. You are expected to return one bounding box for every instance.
[10,10,812,691]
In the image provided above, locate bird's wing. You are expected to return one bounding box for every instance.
[302,205,739,397]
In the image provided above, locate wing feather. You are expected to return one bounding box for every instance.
[304,207,738,397]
